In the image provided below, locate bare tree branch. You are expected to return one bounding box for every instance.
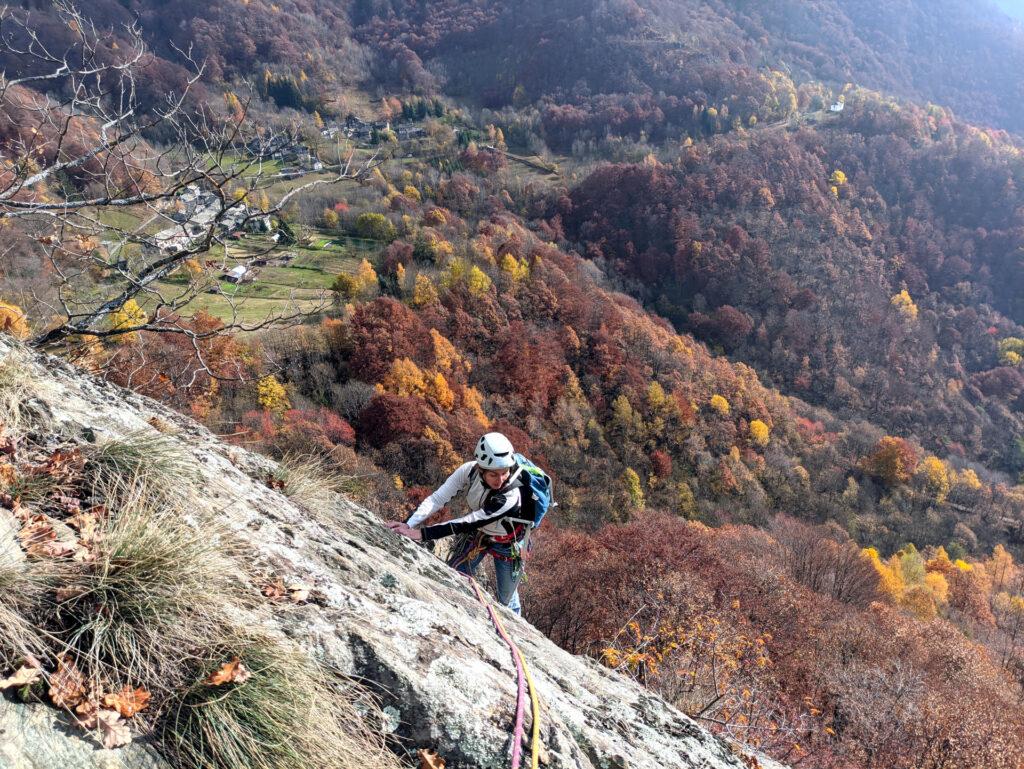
[0,1,381,359]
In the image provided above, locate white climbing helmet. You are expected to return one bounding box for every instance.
[474,432,516,470]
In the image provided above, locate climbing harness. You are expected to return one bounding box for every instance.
[466,575,541,769]
[449,531,527,578]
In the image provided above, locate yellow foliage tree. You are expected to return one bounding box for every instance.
[334,259,379,302]
[412,274,439,307]
[864,548,905,600]
[426,371,455,410]
[998,337,1024,366]
[0,300,30,339]
[926,546,954,575]
[645,381,667,411]
[431,328,468,375]
[621,467,645,511]
[467,265,492,296]
[676,481,697,519]
[460,385,490,428]
[925,571,949,605]
[918,456,951,503]
[989,544,1015,591]
[749,419,770,447]
[954,467,982,492]
[709,394,730,415]
[354,259,378,298]
[224,91,244,123]
[439,259,466,290]
[257,375,290,414]
[109,299,148,343]
[829,169,848,186]
[866,544,950,619]
[890,289,918,321]
[380,357,427,398]
[902,584,938,620]
[610,394,644,440]
[500,253,530,282]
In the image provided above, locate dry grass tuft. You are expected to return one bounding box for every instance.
[161,631,402,769]
[0,344,49,434]
[52,476,250,694]
[0,518,51,667]
[273,453,367,520]
[85,430,197,496]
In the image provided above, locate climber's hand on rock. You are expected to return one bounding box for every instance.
[386,521,423,541]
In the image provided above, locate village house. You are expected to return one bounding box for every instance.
[223,264,255,284]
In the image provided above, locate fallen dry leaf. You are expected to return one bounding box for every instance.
[58,495,82,515]
[96,708,132,749]
[55,585,88,602]
[49,654,87,709]
[41,448,85,478]
[0,462,15,487]
[0,664,42,690]
[67,511,100,543]
[206,657,252,686]
[33,539,82,559]
[266,476,286,490]
[18,517,57,555]
[102,686,151,718]
[75,698,100,729]
[418,748,446,769]
[260,576,288,601]
[147,416,173,433]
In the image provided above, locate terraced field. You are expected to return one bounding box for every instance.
[147,231,379,325]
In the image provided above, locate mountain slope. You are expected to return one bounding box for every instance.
[0,336,783,769]
[9,1,1024,132]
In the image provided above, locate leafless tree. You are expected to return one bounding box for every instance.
[0,2,377,369]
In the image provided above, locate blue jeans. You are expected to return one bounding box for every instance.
[448,535,523,615]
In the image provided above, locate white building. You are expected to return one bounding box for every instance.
[224,265,248,283]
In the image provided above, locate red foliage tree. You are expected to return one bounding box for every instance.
[358,393,432,449]
[347,298,433,382]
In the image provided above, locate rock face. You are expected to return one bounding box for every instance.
[0,339,785,769]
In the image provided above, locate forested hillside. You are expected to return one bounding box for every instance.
[562,89,1024,475]
[8,0,1024,132]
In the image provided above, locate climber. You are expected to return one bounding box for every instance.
[386,432,530,615]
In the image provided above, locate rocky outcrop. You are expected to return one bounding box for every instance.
[0,338,784,769]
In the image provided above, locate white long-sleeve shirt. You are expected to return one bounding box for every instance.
[406,461,525,542]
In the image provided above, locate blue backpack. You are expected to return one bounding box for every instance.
[511,453,554,529]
